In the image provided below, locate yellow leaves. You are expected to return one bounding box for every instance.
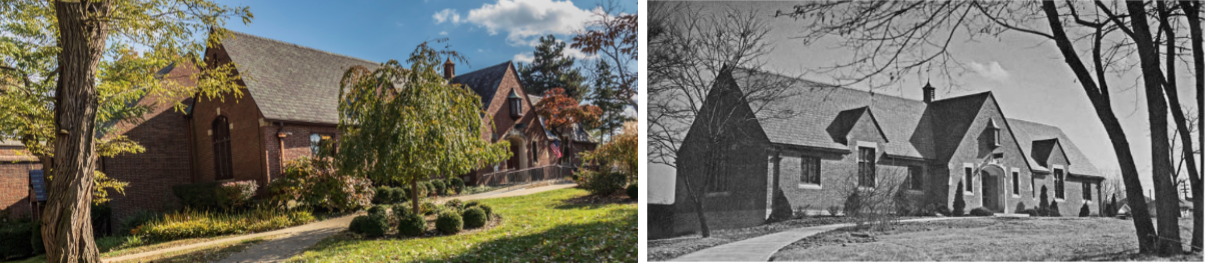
[92,171,129,205]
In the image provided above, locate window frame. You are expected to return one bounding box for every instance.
[1082,181,1092,201]
[212,116,234,181]
[963,166,974,194]
[1054,168,1066,200]
[857,147,876,188]
[1012,170,1020,196]
[705,157,729,195]
[800,156,821,186]
[907,166,923,191]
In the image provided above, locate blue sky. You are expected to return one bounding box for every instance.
[211,0,634,73]
[650,1,1197,204]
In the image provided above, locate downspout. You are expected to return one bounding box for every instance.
[275,122,286,179]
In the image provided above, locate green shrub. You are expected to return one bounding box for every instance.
[421,201,438,215]
[119,210,160,236]
[92,203,112,237]
[172,182,222,209]
[953,183,966,216]
[139,208,314,241]
[1025,209,1039,217]
[462,207,487,228]
[1050,200,1062,217]
[1079,203,1091,217]
[392,188,409,204]
[368,205,391,218]
[396,212,426,237]
[431,180,447,196]
[464,200,481,208]
[349,214,389,237]
[626,184,637,199]
[0,222,35,259]
[372,187,392,204]
[270,157,374,212]
[217,180,259,210]
[29,222,42,255]
[577,170,626,196]
[435,211,463,234]
[447,177,466,194]
[425,181,437,197]
[393,204,414,218]
[969,207,994,216]
[445,199,464,210]
[478,204,494,219]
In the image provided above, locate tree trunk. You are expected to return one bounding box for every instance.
[1159,0,1195,220]
[1126,1,1183,255]
[680,163,711,238]
[43,1,110,262]
[1180,0,1204,252]
[1040,1,1158,253]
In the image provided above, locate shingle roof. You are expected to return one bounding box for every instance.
[728,68,1100,176]
[221,31,380,124]
[527,95,595,143]
[450,61,512,108]
[1008,118,1101,177]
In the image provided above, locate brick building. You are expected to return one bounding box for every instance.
[661,68,1104,237]
[2,31,580,222]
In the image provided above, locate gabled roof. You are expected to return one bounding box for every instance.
[1030,138,1063,167]
[826,106,888,145]
[450,61,513,108]
[219,31,380,124]
[1008,118,1101,177]
[926,92,993,161]
[527,94,596,143]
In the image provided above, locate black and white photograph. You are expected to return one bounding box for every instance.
[647,1,1202,261]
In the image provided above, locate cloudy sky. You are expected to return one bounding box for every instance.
[211,0,633,72]
[650,1,1197,204]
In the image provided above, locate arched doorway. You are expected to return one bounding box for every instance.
[979,165,1006,212]
[505,134,528,170]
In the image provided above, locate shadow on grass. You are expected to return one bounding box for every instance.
[437,219,637,262]
[551,194,636,210]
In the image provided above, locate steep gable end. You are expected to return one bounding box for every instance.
[826,107,888,145]
[450,61,512,108]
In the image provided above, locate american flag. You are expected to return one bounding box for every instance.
[550,140,562,158]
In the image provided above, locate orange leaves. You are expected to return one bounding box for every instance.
[535,87,601,130]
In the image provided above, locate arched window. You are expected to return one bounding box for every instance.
[212,116,234,180]
[311,134,322,156]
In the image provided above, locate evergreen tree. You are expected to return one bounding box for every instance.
[517,35,587,100]
[587,60,633,139]
[953,182,966,216]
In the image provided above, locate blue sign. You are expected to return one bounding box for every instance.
[29,170,46,202]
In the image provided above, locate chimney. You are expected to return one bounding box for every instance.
[922,81,936,103]
[443,58,455,80]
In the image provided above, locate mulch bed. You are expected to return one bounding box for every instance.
[562,191,635,205]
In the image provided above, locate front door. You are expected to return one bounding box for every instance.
[981,172,1001,212]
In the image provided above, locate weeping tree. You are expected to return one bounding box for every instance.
[775,0,1201,254]
[0,1,250,261]
[335,41,512,215]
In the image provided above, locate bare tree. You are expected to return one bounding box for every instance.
[775,1,1201,254]
[649,2,807,237]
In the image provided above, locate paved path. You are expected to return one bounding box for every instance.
[102,214,358,263]
[194,181,576,263]
[670,216,976,262]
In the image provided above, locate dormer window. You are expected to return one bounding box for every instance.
[508,91,523,119]
[987,119,1001,147]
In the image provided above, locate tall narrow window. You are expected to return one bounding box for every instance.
[706,158,729,193]
[310,133,333,157]
[1012,171,1020,195]
[1031,176,1036,197]
[858,147,875,187]
[964,167,974,193]
[212,116,233,180]
[907,166,923,190]
[1054,168,1066,199]
[1082,181,1092,200]
[987,120,1001,147]
[800,156,820,185]
[508,91,523,119]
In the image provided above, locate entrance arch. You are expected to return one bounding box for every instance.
[979,164,1006,212]
[505,134,528,170]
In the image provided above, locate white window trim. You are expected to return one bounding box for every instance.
[798,155,822,188]
[962,163,974,195]
[1010,168,1021,198]
[706,192,730,197]
[856,141,878,188]
[798,184,822,190]
[1052,165,1067,200]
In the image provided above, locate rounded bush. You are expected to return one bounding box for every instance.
[478,204,493,218]
[393,203,414,218]
[578,170,626,196]
[367,204,391,218]
[464,200,481,208]
[349,215,389,237]
[421,201,438,215]
[447,177,466,194]
[431,180,447,196]
[968,207,994,216]
[445,199,464,210]
[424,181,436,196]
[396,212,426,237]
[626,184,637,199]
[435,211,463,234]
[392,188,409,204]
[462,207,488,228]
[1079,203,1091,217]
[372,187,391,204]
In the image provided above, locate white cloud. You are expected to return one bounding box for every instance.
[433,9,463,25]
[477,49,485,53]
[466,0,595,46]
[968,61,1011,81]
[563,46,597,60]
[439,31,448,36]
[513,52,535,63]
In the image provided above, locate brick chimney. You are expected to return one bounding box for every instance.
[922,81,935,103]
[443,58,455,80]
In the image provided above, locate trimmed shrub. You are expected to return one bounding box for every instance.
[1039,185,1050,211]
[92,203,113,237]
[478,204,494,219]
[626,184,637,199]
[29,222,42,255]
[368,205,391,218]
[172,182,222,209]
[953,183,966,216]
[424,181,437,197]
[217,180,259,210]
[447,177,466,194]
[577,170,627,196]
[462,207,488,228]
[1014,202,1027,214]
[935,206,952,216]
[464,201,481,209]
[270,157,374,212]
[435,211,463,234]
[969,207,994,216]
[397,212,426,237]
[1079,203,1091,217]
[1024,209,1039,217]
[431,180,447,196]
[349,214,389,237]
[421,201,438,215]
[1050,200,1062,217]
[445,199,464,210]
[372,187,392,204]
[0,222,36,259]
[139,208,314,241]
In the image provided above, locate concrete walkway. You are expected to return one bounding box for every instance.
[670,216,974,262]
[102,214,359,263]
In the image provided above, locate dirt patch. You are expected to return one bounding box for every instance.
[562,192,635,205]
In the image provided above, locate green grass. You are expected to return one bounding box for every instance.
[771,217,1200,261]
[109,235,276,263]
[288,188,636,262]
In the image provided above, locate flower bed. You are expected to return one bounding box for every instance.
[137,209,314,241]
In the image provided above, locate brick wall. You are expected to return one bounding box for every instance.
[940,97,1035,215]
[263,124,338,180]
[0,154,39,218]
[467,63,553,185]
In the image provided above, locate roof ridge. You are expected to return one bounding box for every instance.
[733,67,935,103]
[930,91,992,104]
[456,60,512,77]
[228,31,379,65]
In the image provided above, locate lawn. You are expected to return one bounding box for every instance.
[772,217,1201,261]
[287,188,637,262]
[647,216,920,261]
